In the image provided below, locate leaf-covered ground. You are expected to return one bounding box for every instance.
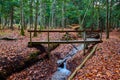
[73,31,120,80]
[7,44,75,80]
[0,29,65,79]
[0,29,120,80]
[0,29,78,80]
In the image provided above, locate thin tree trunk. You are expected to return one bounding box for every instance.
[10,6,14,30]
[24,16,27,29]
[97,1,100,30]
[39,0,44,28]
[109,0,112,30]
[34,0,39,37]
[4,17,7,28]
[43,4,46,28]
[0,5,1,29]
[61,1,65,28]
[92,0,95,28]
[20,0,25,36]
[106,0,109,39]
[29,0,33,29]
[0,17,1,29]
[51,0,56,28]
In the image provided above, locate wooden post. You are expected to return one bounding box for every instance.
[100,30,102,41]
[66,32,69,42]
[48,27,50,58]
[30,32,32,42]
[83,31,86,55]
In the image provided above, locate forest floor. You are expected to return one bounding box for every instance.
[73,30,120,80]
[0,29,120,80]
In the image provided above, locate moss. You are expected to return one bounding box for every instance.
[49,43,59,51]
[20,27,25,36]
[0,70,7,80]
[29,51,40,59]
[0,32,6,36]
[28,42,32,47]
[62,33,73,40]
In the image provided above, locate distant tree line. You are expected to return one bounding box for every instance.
[0,0,120,37]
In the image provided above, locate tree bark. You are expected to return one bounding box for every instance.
[34,0,39,37]
[20,0,25,36]
[106,0,109,39]
[0,17,1,29]
[29,0,33,29]
[61,1,65,28]
[10,6,14,30]
[39,0,44,28]
[51,0,56,28]
[92,0,95,28]
[109,0,112,29]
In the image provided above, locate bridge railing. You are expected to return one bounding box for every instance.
[28,29,102,55]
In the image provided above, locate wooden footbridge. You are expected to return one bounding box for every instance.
[28,29,102,55]
[28,29,102,44]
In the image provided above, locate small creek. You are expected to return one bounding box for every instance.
[51,43,84,80]
[51,38,98,80]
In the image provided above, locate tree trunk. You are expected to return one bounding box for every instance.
[39,0,44,28]
[0,5,1,30]
[97,2,100,30]
[51,0,56,28]
[106,0,109,39]
[20,0,25,36]
[34,0,39,37]
[24,16,27,30]
[4,17,8,28]
[0,17,1,30]
[10,6,14,30]
[29,0,33,29]
[61,1,65,28]
[109,0,112,30]
[92,0,95,28]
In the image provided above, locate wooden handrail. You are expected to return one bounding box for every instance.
[28,29,101,32]
[28,40,102,44]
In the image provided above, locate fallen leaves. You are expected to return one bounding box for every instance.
[0,29,120,80]
[7,59,57,80]
[73,38,120,80]
[0,29,75,80]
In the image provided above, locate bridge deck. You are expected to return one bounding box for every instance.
[28,40,102,45]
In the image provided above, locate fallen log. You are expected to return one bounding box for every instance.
[68,44,98,80]
[0,37,17,40]
[0,43,59,79]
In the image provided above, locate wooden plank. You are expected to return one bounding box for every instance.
[30,32,32,42]
[83,31,86,55]
[28,29,101,33]
[28,40,102,44]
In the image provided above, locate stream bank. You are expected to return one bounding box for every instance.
[51,38,99,80]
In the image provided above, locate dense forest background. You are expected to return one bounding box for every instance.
[0,0,120,32]
[0,0,120,80]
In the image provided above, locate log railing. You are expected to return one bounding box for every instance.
[28,29,102,55]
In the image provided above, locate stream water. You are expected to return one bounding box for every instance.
[51,38,98,80]
[51,43,84,80]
